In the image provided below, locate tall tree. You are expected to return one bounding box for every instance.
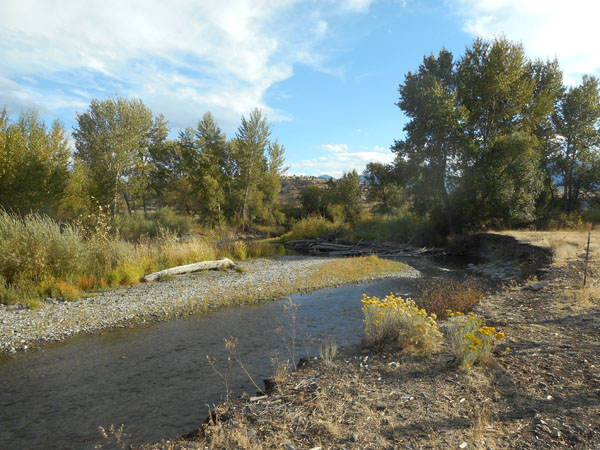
[363,162,404,214]
[393,37,564,231]
[392,49,468,229]
[0,109,70,215]
[194,112,230,223]
[334,170,363,222]
[550,75,600,212]
[231,108,272,225]
[73,96,167,216]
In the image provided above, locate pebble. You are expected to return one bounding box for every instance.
[0,256,419,355]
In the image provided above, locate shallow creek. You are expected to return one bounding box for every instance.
[0,257,469,449]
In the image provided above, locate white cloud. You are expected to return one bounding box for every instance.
[453,0,600,84]
[341,0,373,13]
[291,143,394,177]
[316,143,350,152]
[0,0,369,129]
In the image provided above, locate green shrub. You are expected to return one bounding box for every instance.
[281,216,347,241]
[361,292,442,354]
[349,211,444,246]
[115,207,194,241]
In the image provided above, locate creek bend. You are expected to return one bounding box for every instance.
[0,257,469,450]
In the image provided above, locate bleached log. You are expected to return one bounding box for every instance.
[142,257,236,282]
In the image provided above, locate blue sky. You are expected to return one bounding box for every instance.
[2,0,599,177]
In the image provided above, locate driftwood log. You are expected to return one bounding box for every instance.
[142,257,236,282]
[284,238,443,258]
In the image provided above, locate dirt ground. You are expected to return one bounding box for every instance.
[139,231,600,450]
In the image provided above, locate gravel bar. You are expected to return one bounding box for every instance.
[0,256,419,355]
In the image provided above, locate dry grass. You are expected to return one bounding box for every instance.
[138,346,509,450]
[499,230,598,268]
[499,230,599,305]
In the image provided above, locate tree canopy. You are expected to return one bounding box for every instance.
[391,37,600,233]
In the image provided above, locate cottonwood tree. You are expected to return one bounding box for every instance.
[549,75,600,212]
[230,109,286,226]
[194,112,231,224]
[392,49,468,230]
[392,37,565,231]
[333,170,363,222]
[73,96,167,216]
[363,162,404,214]
[0,109,70,215]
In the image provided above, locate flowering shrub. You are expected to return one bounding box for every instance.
[361,293,442,354]
[449,310,506,369]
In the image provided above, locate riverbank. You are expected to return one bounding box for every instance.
[140,231,600,449]
[0,255,416,355]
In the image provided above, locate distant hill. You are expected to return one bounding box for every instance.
[279,175,370,206]
[279,175,332,205]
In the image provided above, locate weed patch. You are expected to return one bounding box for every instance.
[280,216,348,241]
[51,280,80,301]
[416,279,484,319]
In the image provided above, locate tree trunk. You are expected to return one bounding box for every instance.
[142,258,236,282]
[123,191,132,215]
[241,166,252,227]
[112,170,120,217]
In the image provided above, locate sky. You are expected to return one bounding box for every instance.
[1,0,600,178]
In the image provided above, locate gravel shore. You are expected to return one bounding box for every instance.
[0,256,419,355]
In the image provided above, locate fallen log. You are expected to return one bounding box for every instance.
[142,257,236,282]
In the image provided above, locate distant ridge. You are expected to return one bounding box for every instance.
[317,174,336,180]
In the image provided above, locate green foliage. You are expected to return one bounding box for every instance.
[549,75,600,212]
[298,171,363,224]
[458,133,544,229]
[0,109,70,215]
[363,162,405,214]
[350,211,444,246]
[391,36,592,234]
[73,96,168,216]
[0,211,89,287]
[114,207,194,241]
[300,185,327,216]
[280,216,347,241]
[334,170,363,222]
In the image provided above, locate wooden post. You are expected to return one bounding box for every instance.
[583,231,591,287]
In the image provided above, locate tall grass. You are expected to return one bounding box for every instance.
[350,211,444,246]
[0,210,287,307]
[280,216,348,241]
[279,212,445,247]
